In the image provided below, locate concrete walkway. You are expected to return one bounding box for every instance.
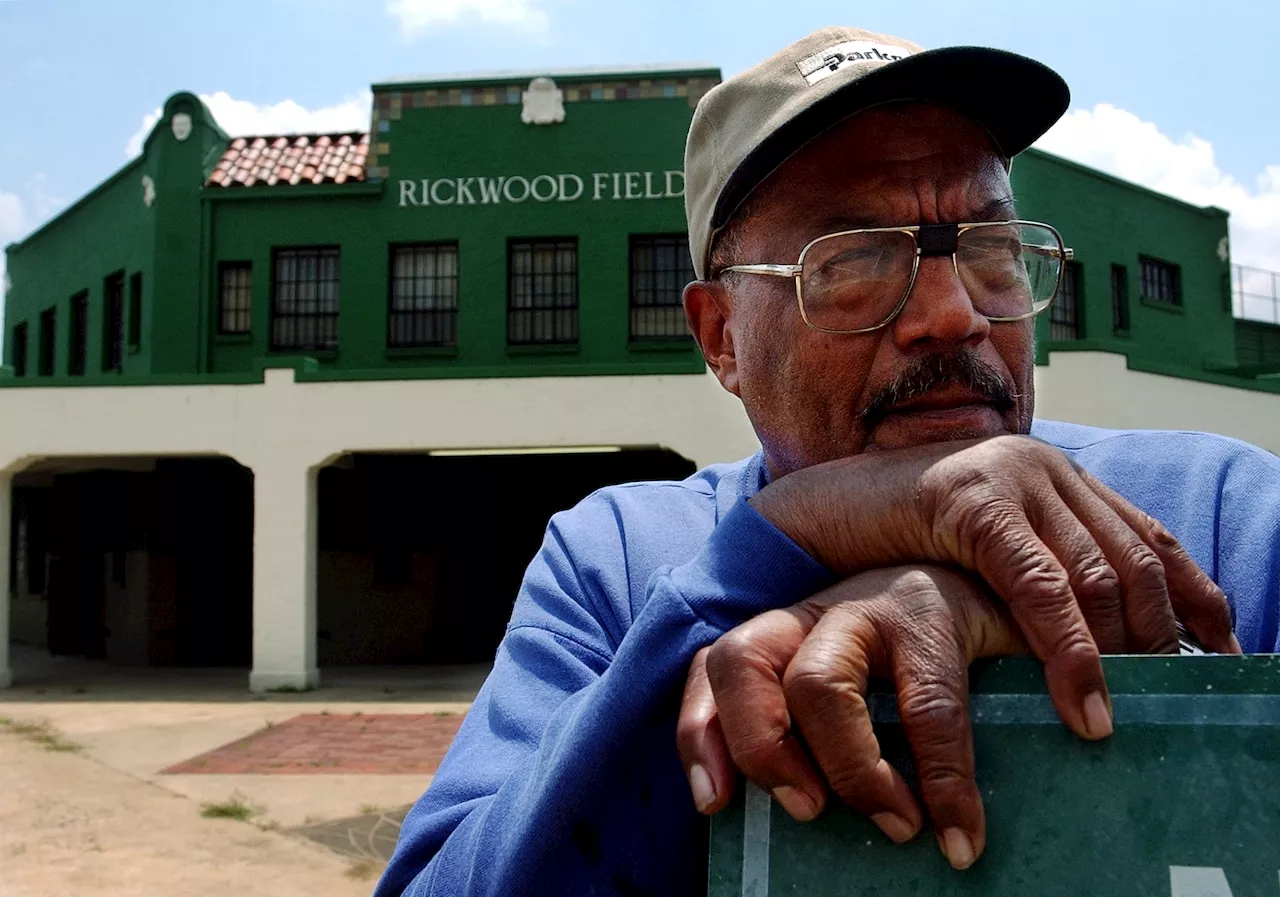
[0,647,489,893]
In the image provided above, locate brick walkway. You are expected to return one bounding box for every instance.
[162,713,465,775]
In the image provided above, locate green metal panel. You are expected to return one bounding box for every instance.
[708,655,1280,897]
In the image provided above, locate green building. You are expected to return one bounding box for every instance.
[1,66,1278,690]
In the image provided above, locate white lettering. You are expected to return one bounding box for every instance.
[625,172,642,200]
[531,174,558,202]
[430,179,456,205]
[593,173,610,201]
[421,178,431,206]
[612,172,622,200]
[398,180,419,207]
[559,174,585,202]
[644,172,664,199]
[456,177,477,205]
[664,170,685,199]
[477,177,505,204]
[503,176,531,203]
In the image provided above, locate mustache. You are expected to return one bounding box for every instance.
[859,351,1019,427]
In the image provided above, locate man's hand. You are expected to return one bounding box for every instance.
[750,435,1240,738]
[677,565,1027,870]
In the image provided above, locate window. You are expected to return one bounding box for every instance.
[128,272,143,350]
[1049,261,1082,341]
[69,291,88,376]
[629,234,695,340]
[219,262,252,335]
[11,323,27,377]
[38,307,56,376]
[1111,264,1130,332]
[508,239,578,345]
[103,271,125,372]
[1140,256,1181,307]
[388,244,459,348]
[271,248,340,351]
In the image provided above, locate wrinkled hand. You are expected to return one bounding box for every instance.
[750,435,1239,737]
[678,565,1028,870]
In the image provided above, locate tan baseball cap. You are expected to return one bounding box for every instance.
[684,26,1070,279]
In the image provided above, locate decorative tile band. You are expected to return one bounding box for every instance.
[365,77,719,182]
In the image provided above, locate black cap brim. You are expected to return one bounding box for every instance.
[713,47,1070,231]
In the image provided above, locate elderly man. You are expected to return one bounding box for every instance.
[377,26,1280,897]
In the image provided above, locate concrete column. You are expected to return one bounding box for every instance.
[0,474,12,689]
[248,458,319,693]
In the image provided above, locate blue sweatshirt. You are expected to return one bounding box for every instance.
[376,421,1280,897]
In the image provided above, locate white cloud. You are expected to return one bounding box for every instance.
[386,0,548,35]
[1034,103,1280,282]
[125,91,372,157]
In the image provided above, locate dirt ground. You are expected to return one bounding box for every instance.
[0,726,382,897]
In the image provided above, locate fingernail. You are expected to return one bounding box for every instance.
[772,786,818,822]
[1229,634,1243,654]
[941,827,976,870]
[871,811,917,844]
[689,764,716,812]
[1083,691,1114,739]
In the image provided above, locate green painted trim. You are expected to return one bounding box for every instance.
[374,67,721,92]
[1020,148,1229,219]
[505,343,581,356]
[385,346,460,359]
[1139,297,1186,314]
[5,158,145,252]
[214,333,253,345]
[203,183,384,202]
[627,339,698,353]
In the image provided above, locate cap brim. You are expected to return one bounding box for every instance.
[713,46,1070,232]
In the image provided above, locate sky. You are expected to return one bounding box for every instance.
[1,0,1278,321]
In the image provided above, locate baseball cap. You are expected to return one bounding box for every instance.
[684,26,1070,279]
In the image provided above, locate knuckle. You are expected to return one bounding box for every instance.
[728,727,792,773]
[781,663,836,705]
[1072,558,1122,601]
[898,682,968,736]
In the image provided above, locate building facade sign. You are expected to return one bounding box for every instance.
[397,170,684,207]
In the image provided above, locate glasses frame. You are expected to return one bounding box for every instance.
[720,219,1075,335]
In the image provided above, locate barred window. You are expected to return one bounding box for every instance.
[1049,261,1082,341]
[508,239,578,345]
[271,247,340,351]
[389,244,459,348]
[70,290,88,376]
[1140,256,1181,307]
[219,262,253,335]
[630,234,694,340]
[103,271,124,372]
[1111,264,1130,332]
[38,307,56,376]
[12,323,28,377]
[128,272,143,350]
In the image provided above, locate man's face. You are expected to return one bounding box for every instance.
[685,104,1037,477]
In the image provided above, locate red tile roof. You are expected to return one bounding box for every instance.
[206,132,370,188]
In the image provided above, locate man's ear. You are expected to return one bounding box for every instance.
[683,280,740,396]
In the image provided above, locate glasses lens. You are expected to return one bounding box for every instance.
[956,223,1063,319]
[799,230,916,330]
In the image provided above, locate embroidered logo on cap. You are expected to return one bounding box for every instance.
[797,40,913,86]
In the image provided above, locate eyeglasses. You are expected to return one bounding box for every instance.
[719,219,1073,334]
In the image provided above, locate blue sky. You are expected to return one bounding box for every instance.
[1,0,1277,303]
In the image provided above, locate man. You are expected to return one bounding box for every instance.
[377,27,1280,896]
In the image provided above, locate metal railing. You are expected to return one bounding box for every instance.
[1234,264,1280,324]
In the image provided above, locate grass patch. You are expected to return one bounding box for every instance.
[200,797,257,822]
[266,683,311,694]
[0,716,81,752]
[345,861,379,881]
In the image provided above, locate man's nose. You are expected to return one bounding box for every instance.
[890,255,991,351]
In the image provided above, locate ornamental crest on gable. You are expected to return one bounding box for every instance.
[521,78,565,126]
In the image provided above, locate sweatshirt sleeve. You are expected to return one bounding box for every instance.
[374,496,833,897]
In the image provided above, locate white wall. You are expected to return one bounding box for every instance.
[3,356,1277,690]
[1035,351,1280,454]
